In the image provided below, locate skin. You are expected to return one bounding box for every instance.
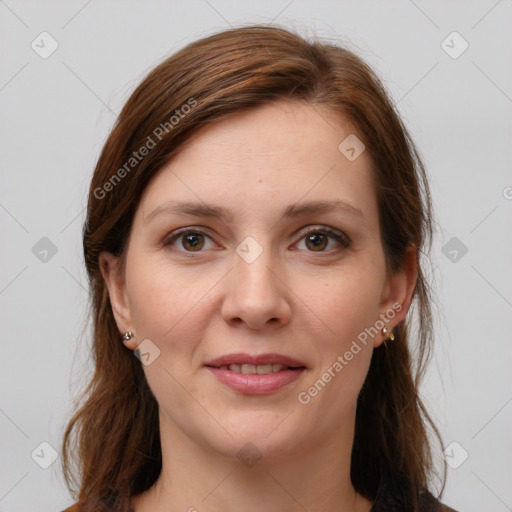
[100,100,417,512]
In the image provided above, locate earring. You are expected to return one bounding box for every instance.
[381,327,395,342]
[122,331,133,341]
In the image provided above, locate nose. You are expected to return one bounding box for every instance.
[221,244,292,330]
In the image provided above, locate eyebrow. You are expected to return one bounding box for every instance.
[144,199,367,225]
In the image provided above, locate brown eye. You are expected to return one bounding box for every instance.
[164,229,214,252]
[181,233,205,251]
[297,227,351,253]
[305,233,328,251]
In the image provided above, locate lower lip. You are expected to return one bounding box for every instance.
[206,367,306,394]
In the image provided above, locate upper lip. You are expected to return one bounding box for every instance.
[204,353,307,368]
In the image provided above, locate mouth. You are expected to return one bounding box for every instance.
[204,353,307,394]
[205,363,306,374]
[204,352,307,369]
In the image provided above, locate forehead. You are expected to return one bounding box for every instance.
[137,100,378,226]
[170,100,365,173]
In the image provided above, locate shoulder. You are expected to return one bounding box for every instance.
[60,505,78,512]
[371,474,460,512]
[419,490,459,512]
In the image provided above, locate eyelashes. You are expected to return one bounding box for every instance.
[163,225,352,255]
[298,226,351,251]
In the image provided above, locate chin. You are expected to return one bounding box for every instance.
[201,413,306,465]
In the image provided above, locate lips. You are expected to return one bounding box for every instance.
[213,363,291,375]
[204,353,307,394]
[204,352,307,369]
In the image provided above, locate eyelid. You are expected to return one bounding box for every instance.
[296,225,351,249]
[163,225,351,253]
[163,226,218,250]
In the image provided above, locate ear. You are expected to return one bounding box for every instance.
[375,244,418,348]
[99,251,137,350]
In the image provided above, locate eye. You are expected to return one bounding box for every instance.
[163,226,351,254]
[295,226,351,252]
[164,229,216,252]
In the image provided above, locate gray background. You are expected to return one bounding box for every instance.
[1,1,511,510]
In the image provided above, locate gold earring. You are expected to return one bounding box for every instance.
[382,327,395,342]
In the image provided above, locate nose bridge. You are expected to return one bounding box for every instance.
[222,234,290,328]
[234,234,278,297]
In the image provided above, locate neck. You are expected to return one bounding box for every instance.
[132,406,372,512]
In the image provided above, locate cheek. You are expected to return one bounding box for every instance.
[125,257,212,409]
[313,267,384,344]
[295,268,383,407]
[125,253,213,342]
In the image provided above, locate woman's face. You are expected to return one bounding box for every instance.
[101,100,414,464]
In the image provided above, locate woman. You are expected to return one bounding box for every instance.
[61,25,458,511]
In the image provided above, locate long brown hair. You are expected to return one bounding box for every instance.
[61,24,445,510]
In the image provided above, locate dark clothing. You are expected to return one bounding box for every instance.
[369,474,458,511]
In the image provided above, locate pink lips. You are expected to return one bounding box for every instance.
[204,352,307,395]
[204,352,306,368]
